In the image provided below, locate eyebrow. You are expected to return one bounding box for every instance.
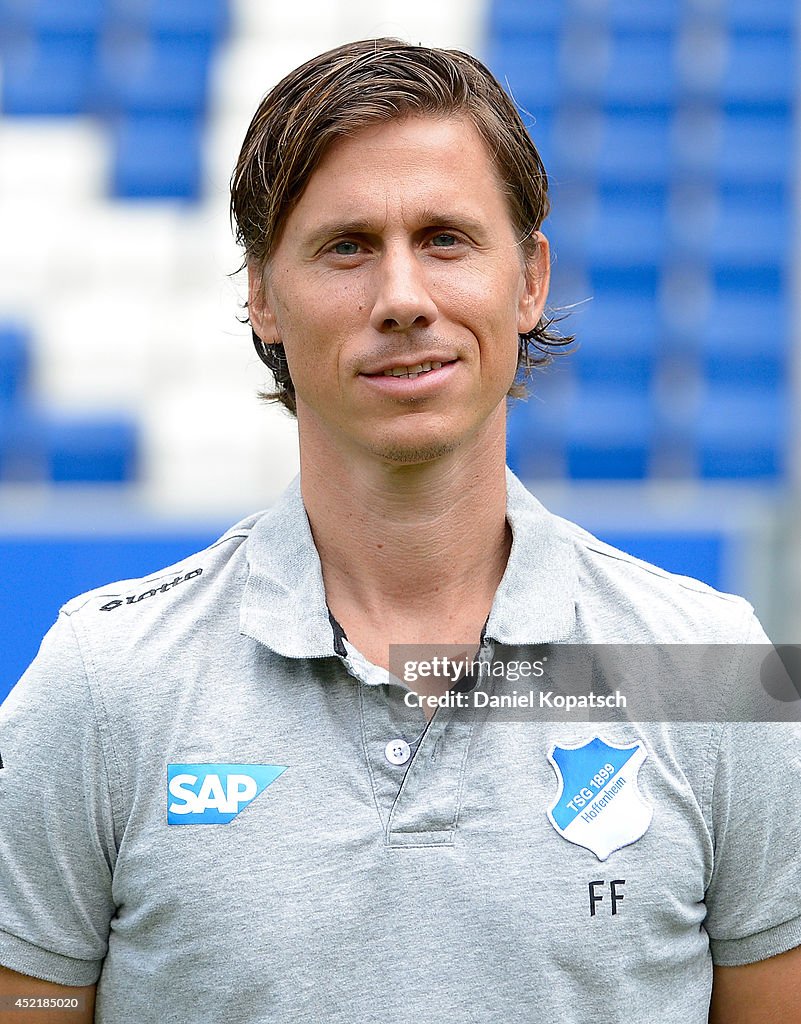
[303,210,488,250]
[303,220,375,249]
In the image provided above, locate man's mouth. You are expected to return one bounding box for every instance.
[381,360,443,379]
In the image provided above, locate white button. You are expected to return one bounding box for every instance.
[385,739,412,765]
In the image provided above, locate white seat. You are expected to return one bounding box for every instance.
[0,119,109,202]
[33,287,162,412]
[142,388,300,514]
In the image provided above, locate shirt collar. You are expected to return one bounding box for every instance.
[240,468,577,657]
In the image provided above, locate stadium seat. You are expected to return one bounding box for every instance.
[718,32,795,105]
[569,290,660,388]
[0,0,105,35]
[695,385,787,479]
[673,107,794,186]
[582,186,669,268]
[546,182,596,258]
[699,287,789,388]
[111,113,203,199]
[0,409,46,481]
[108,0,229,42]
[506,370,573,480]
[699,0,800,31]
[590,265,660,302]
[0,120,108,200]
[44,414,139,483]
[595,110,673,186]
[1,32,98,116]
[604,31,676,107]
[707,186,790,268]
[484,34,562,112]
[96,35,212,117]
[524,109,554,169]
[0,409,137,485]
[566,386,655,479]
[548,106,603,182]
[557,23,609,103]
[0,324,30,406]
[603,0,682,31]
[487,0,565,37]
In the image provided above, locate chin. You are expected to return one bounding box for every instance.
[370,435,464,466]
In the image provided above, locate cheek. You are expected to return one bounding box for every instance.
[436,263,524,325]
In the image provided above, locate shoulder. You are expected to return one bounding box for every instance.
[552,513,759,643]
[59,511,264,633]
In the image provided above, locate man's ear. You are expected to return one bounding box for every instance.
[247,261,278,343]
[517,231,551,335]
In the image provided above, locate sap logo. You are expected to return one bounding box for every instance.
[167,763,287,825]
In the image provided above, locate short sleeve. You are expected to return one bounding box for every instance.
[0,613,117,985]
[704,708,801,965]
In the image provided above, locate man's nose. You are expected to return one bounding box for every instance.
[369,248,438,332]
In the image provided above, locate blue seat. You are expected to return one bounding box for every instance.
[484,34,561,112]
[719,0,799,30]
[525,109,554,170]
[599,530,725,587]
[721,32,796,105]
[546,106,602,183]
[506,369,574,480]
[566,386,655,479]
[596,110,673,185]
[111,113,202,199]
[709,186,790,268]
[670,183,790,268]
[0,325,30,406]
[487,0,565,35]
[96,35,211,116]
[108,0,229,41]
[570,290,659,387]
[0,410,138,483]
[604,0,681,30]
[699,287,789,387]
[696,385,787,479]
[674,108,794,186]
[604,31,676,107]
[719,110,793,185]
[591,265,660,301]
[0,410,46,481]
[583,186,669,267]
[713,264,783,295]
[43,415,139,483]
[0,0,105,34]
[1,31,98,115]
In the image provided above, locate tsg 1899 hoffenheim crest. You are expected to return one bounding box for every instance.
[547,736,652,861]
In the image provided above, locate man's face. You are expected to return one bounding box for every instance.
[249,114,549,466]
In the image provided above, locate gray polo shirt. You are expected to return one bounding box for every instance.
[1,470,800,1023]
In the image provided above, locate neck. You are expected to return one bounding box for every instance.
[298,420,511,638]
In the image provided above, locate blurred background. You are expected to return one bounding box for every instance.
[1,0,799,698]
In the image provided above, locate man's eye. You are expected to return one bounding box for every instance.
[431,233,458,247]
[332,240,360,255]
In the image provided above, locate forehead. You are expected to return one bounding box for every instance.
[285,114,513,231]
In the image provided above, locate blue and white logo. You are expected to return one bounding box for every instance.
[547,737,652,861]
[167,763,287,825]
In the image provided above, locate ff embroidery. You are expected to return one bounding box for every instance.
[547,736,652,861]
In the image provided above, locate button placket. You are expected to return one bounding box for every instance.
[385,701,475,845]
[353,640,494,844]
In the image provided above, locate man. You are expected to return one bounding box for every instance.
[1,39,799,1024]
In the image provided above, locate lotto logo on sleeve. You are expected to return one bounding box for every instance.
[167,764,287,824]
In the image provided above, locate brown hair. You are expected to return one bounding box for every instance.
[230,37,573,415]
